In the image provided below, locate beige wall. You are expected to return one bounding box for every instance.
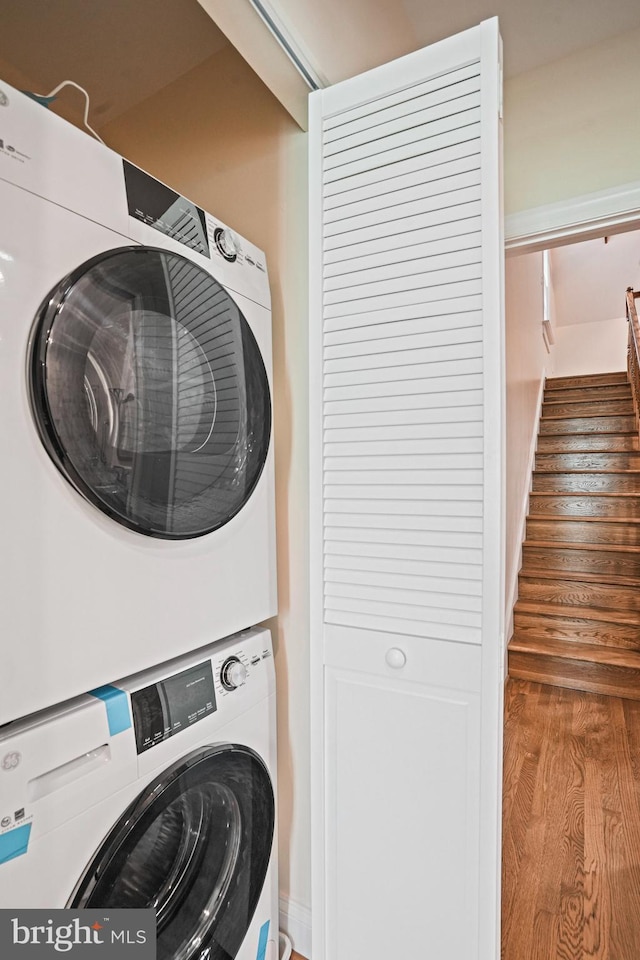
[102,45,311,912]
[505,251,552,636]
[553,316,628,378]
[504,26,640,215]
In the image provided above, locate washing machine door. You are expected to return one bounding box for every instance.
[29,246,271,539]
[69,745,275,960]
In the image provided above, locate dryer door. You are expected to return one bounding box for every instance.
[69,745,275,960]
[29,246,271,539]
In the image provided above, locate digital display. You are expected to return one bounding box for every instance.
[123,160,210,257]
[131,660,216,754]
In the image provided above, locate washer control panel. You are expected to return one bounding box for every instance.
[131,660,217,754]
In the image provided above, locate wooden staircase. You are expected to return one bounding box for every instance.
[508,370,640,699]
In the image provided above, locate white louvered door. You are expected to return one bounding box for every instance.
[309,19,503,960]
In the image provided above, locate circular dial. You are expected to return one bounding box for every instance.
[220,656,248,691]
[214,227,240,262]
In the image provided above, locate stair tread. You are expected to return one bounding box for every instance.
[534,467,640,474]
[530,491,640,498]
[514,600,640,627]
[546,373,628,384]
[527,513,640,523]
[509,635,640,668]
[518,576,640,612]
[518,566,640,588]
[524,539,640,553]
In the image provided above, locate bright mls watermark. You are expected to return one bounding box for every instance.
[0,910,156,958]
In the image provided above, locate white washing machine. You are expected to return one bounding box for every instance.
[0,80,276,724]
[0,627,278,960]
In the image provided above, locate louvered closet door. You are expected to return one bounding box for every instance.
[310,19,503,960]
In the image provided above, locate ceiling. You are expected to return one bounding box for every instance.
[272,0,640,83]
[1,0,640,130]
[0,0,228,127]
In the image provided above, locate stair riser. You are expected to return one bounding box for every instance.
[522,546,640,581]
[546,373,629,390]
[533,473,640,494]
[537,434,639,453]
[539,416,637,435]
[542,400,634,419]
[528,494,640,518]
[544,386,633,402]
[518,577,640,613]
[508,650,640,699]
[526,519,640,547]
[514,612,640,650]
[536,452,640,471]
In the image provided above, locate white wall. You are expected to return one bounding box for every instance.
[505,250,551,638]
[504,27,640,216]
[553,316,628,378]
[101,45,312,936]
[550,231,640,327]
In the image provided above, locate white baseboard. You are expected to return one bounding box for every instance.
[505,179,640,252]
[505,372,547,645]
[280,895,312,958]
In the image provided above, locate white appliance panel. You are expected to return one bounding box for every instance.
[0,90,276,723]
[0,629,278,960]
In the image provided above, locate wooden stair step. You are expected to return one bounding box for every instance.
[545,372,629,390]
[518,566,640,588]
[544,385,633,403]
[518,576,640,614]
[508,636,640,699]
[539,415,637,435]
[514,606,640,647]
[528,513,640,524]
[535,452,640,472]
[536,433,639,452]
[542,399,634,419]
[524,539,640,554]
[526,517,640,547]
[528,493,640,518]
[522,543,640,582]
[533,471,640,494]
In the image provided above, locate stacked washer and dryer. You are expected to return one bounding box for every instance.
[0,80,279,960]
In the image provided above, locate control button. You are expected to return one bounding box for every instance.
[220,656,248,691]
[385,647,407,669]
[214,227,240,262]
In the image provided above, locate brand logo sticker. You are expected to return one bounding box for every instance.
[1,751,21,772]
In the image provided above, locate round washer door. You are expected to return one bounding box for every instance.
[69,745,275,960]
[29,246,271,539]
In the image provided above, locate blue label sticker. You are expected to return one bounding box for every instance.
[0,823,32,865]
[90,685,131,736]
[256,920,270,960]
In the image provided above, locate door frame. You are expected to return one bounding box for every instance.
[505,179,640,255]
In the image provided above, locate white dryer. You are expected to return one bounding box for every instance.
[0,80,276,724]
[0,627,278,960]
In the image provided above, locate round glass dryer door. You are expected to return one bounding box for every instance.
[69,745,275,960]
[29,247,271,539]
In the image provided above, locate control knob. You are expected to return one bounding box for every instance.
[214,227,240,262]
[220,656,247,691]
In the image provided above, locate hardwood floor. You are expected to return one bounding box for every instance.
[509,371,640,697]
[502,679,640,959]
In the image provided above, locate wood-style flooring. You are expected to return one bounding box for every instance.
[509,371,640,698]
[502,678,640,960]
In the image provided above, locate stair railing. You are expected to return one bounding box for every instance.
[626,287,640,436]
